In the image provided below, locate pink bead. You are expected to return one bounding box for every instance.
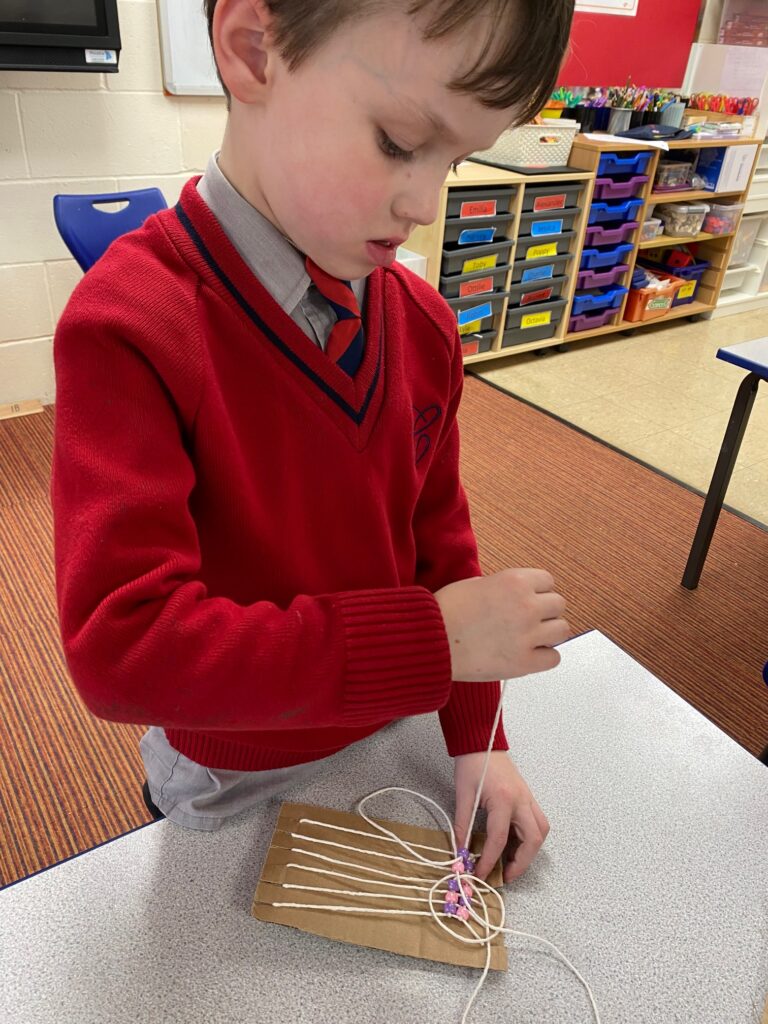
[456,906,470,921]
[451,859,464,873]
[444,891,459,904]
[462,882,473,898]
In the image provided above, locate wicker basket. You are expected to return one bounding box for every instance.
[473,120,580,168]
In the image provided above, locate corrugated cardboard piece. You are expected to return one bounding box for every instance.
[252,801,507,971]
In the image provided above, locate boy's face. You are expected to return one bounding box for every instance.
[224,9,516,280]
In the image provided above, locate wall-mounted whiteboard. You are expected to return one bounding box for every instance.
[157,0,224,96]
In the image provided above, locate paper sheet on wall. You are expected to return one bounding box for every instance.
[721,47,768,98]
[252,801,507,971]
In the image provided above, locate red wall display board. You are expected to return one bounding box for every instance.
[558,0,703,88]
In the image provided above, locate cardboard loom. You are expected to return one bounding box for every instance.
[252,801,507,971]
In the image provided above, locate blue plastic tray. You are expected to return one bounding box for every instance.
[571,285,629,316]
[597,151,653,177]
[580,242,635,271]
[588,198,644,225]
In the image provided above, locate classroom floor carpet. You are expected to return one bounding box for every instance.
[1,385,767,888]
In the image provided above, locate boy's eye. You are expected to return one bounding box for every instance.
[378,129,414,162]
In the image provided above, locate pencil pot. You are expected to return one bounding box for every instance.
[608,107,632,134]
[660,102,686,128]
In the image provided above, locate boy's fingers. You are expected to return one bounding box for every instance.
[453,784,475,852]
[474,799,515,880]
[502,804,543,883]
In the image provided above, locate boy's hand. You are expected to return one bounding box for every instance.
[435,569,568,681]
[454,751,549,883]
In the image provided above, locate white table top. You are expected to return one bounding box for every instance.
[2,630,766,1024]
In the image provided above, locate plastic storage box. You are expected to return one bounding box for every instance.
[445,187,516,219]
[509,252,573,284]
[518,208,580,237]
[592,175,648,201]
[569,308,619,333]
[502,297,567,346]
[446,290,509,333]
[640,218,663,242]
[516,231,575,261]
[442,213,515,246]
[507,275,568,307]
[596,151,653,177]
[656,202,710,237]
[460,330,495,357]
[654,161,694,190]
[570,284,629,316]
[588,198,644,225]
[440,239,513,277]
[730,214,764,266]
[439,264,509,300]
[576,263,629,290]
[585,221,638,246]
[702,202,744,236]
[624,273,684,321]
[638,254,710,306]
[521,183,582,213]
[473,120,580,168]
[580,242,634,270]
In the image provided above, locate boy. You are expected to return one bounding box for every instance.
[52,0,573,883]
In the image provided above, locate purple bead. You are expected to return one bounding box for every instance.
[457,847,470,860]
[444,903,458,916]
[448,878,460,892]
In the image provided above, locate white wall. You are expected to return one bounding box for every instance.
[0,0,227,405]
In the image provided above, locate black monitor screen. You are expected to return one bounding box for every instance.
[0,1,99,29]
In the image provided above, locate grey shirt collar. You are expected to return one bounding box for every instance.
[197,152,310,315]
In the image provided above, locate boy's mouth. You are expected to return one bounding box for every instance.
[366,238,406,268]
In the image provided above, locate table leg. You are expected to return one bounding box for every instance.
[681,372,760,590]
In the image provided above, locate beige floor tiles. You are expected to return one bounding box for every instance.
[622,429,718,491]
[475,309,768,525]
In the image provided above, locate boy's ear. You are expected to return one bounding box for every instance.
[212,0,277,103]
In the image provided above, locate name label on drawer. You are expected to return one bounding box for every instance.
[457,301,492,326]
[521,286,553,306]
[458,227,496,245]
[533,194,566,212]
[678,281,696,299]
[460,199,497,218]
[460,276,494,297]
[459,319,483,335]
[648,296,672,311]
[526,242,558,260]
[521,310,552,329]
[521,264,555,283]
[531,219,564,237]
[461,340,480,355]
[462,254,498,273]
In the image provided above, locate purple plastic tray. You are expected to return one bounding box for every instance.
[569,308,618,334]
[585,221,639,246]
[593,175,649,201]
[576,263,630,290]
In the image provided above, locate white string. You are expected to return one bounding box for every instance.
[263,676,602,1024]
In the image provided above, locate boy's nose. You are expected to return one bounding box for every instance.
[393,177,442,229]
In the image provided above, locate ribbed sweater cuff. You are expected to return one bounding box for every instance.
[335,587,452,727]
[439,681,509,757]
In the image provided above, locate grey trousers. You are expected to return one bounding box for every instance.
[140,727,330,831]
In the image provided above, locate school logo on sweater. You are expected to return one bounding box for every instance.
[414,404,442,465]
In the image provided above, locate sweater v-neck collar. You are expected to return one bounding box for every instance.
[166,178,386,449]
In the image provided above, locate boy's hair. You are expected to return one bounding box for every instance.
[203,0,573,125]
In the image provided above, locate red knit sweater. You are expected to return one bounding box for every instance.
[52,178,507,771]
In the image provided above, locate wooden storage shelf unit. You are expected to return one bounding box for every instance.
[406,136,761,364]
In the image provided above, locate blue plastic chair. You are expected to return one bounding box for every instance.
[681,337,768,591]
[53,188,167,272]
